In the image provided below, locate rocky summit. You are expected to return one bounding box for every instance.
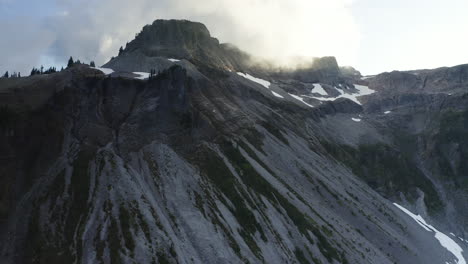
[1,19,468,264]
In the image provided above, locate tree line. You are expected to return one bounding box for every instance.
[2,71,20,78]
[1,56,97,79]
[67,56,96,68]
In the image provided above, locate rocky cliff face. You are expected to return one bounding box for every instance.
[106,19,250,72]
[361,65,468,232]
[1,20,468,264]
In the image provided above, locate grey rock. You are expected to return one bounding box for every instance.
[1,19,468,264]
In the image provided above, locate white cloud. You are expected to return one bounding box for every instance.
[0,19,56,75]
[1,0,361,73]
[172,0,361,66]
[2,0,468,76]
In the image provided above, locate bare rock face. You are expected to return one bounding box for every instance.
[125,19,217,57]
[367,64,468,95]
[1,20,468,264]
[106,19,250,72]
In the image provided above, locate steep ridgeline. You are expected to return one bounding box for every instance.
[1,19,468,264]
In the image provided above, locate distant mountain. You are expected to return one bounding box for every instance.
[1,19,467,264]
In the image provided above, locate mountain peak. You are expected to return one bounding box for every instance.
[105,19,249,72]
[312,56,339,71]
[124,19,219,58]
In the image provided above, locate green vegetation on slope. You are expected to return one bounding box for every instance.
[220,140,345,263]
[433,110,468,188]
[321,141,443,214]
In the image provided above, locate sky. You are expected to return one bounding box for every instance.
[1,0,467,75]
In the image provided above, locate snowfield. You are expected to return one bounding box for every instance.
[168,58,181,62]
[271,91,284,98]
[237,72,271,89]
[352,118,361,122]
[236,72,285,99]
[92,67,114,75]
[311,83,328,96]
[235,72,288,100]
[288,93,314,107]
[394,203,466,264]
[305,84,375,105]
[133,72,150,80]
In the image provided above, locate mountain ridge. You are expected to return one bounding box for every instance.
[1,19,468,264]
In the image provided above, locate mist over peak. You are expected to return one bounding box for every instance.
[0,0,360,75]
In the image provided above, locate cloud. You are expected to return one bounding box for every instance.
[0,19,55,75]
[1,0,360,74]
[168,0,361,66]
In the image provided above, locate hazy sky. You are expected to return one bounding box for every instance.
[1,0,467,75]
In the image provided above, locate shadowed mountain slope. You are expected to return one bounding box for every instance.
[1,19,468,264]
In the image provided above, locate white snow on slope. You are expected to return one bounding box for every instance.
[272,91,284,98]
[168,58,180,62]
[92,67,114,75]
[236,72,284,99]
[354,84,376,96]
[288,93,314,108]
[351,118,361,122]
[312,83,328,96]
[133,72,150,80]
[384,111,392,114]
[394,203,466,264]
[305,84,375,105]
[237,72,271,89]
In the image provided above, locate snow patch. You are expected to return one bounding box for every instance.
[168,58,180,62]
[351,118,361,122]
[236,72,284,99]
[288,93,314,108]
[354,84,376,97]
[394,203,466,264]
[337,84,375,105]
[271,91,284,98]
[384,111,392,114]
[311,83,328,96]
[237,72,271,89]
[133,72,150,80]
[92,67,114,75]
[305,84,375,105]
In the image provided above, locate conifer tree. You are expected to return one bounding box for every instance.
[67,56,74,68]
